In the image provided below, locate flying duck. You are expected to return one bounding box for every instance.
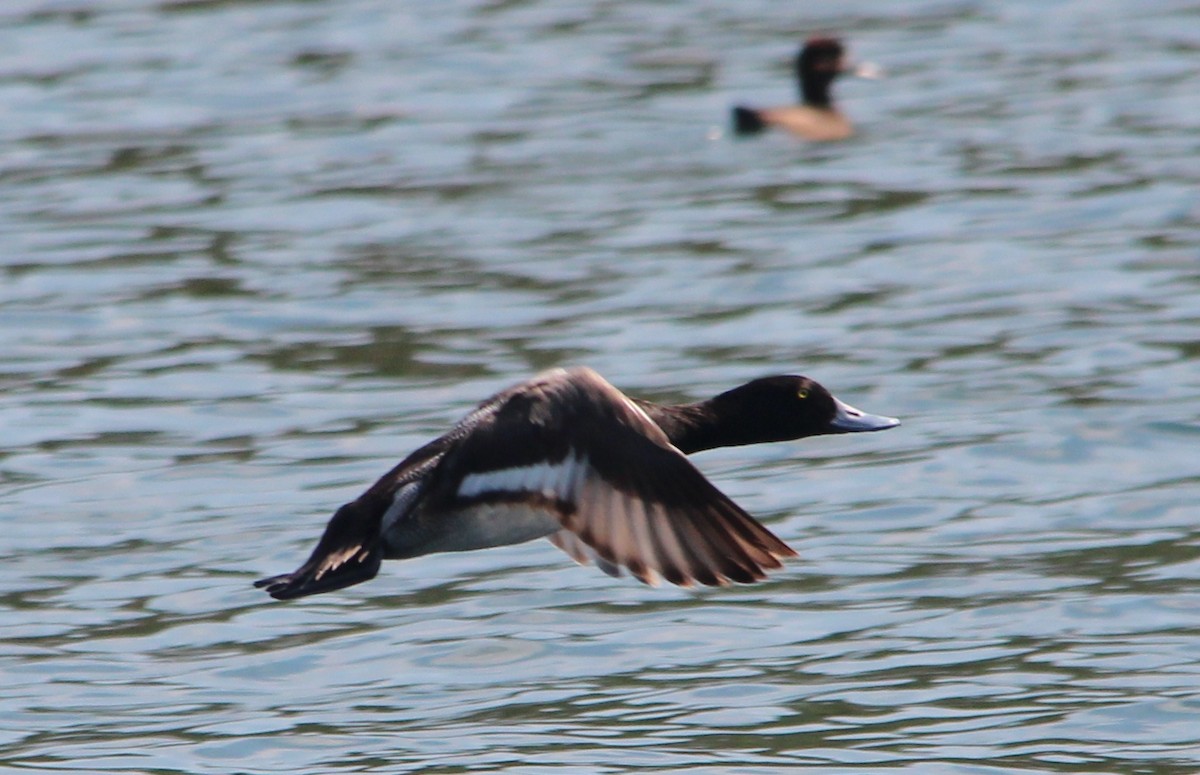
[732,37,878,141]
[255,366,898,599]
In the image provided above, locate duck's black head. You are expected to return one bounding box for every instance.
[796,37,846,107]
[714,374,897,443]
[646,375,897,454]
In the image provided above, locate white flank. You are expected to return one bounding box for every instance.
[458,453,589,502]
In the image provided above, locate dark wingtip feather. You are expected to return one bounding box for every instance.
[660,563,687,587]
[691,566,723,587]
[626,558,652,585]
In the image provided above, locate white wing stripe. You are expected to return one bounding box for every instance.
[458,453,589,500]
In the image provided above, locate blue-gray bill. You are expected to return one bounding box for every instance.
[828,398,900,433]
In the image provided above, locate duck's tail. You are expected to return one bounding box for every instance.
[732,106,767,135]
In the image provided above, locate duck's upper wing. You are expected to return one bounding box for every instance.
[427,367,797,587]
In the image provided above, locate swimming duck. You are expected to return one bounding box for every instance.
[255,366,898,599]
[732,37,877,141]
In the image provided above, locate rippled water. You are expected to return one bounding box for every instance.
[2,0,1198,772]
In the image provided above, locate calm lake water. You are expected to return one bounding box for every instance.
[2,0,1198,772]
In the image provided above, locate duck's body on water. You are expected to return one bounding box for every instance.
[732,37,877,141]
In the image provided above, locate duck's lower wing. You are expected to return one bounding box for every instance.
[551,447,797,588]
[255,502,383,600]
[548,529,625,579]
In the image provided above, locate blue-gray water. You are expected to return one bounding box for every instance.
[2,0,1198,772]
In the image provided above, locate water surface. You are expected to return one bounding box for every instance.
[2,0,1199,772]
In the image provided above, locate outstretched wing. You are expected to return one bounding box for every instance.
[429,367,796,587]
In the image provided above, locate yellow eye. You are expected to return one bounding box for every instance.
[796,388,809,399]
